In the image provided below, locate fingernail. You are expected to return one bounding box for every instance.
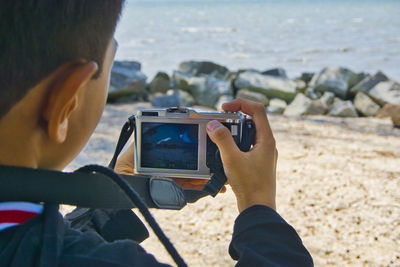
[207,120,222,132]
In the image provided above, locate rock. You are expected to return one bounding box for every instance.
[149,72,170,94]
[178,61,229,77]
[305,87,320,100]
[267,99,287,114]
[328,98,358,117]
[350,71,389,94]
[261,68,288,79]
[283,93,312,116]
[319,92,335,108]
[354,92,380,116]
[215,95,234,111]
[295,80,307,93]
[309,67,357,99]
[306,99,329,115]
[172,71,193,91]
[348,72,369,91]
[305,91,336,115]
[195,77,232,107]
[224,71,241,83]
[376,104,400,128]
[109,61,146,91]
[376,103,397,118]
[107,84,147,103]
[176,90,195,107]
[392,112,400,128]
[108,61,148,102]
[234,71,297,102]
[368,81,400,106]
[151,89,195,107]
[236,89,269,106]
[299,72,314,85]
[173,73,232,107]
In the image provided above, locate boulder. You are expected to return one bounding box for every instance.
[319,91,335,108]
[295,80,307,93]
[354,92,380,116]
[376,104,400,128]
[368,81,400,106]
[173,74,232,108]
[392,112,400,128]
[267,99,287,114]
[261,68,288,79]
[328,98,358,117]
[376,103,398,118]
[305,87,320,100]
[236,89,269,106]
[283,93,312,116]
[109,61,146,90]
[178,61,229,77]
[299,72,314,85]
[305,91,335,115]
[224,71,241,83]
[108,61,147,102]
[306,99,329,115]
[348,72,369,91]
[215,95,234,111]
[151,89,195,107]
[234,71,297,102]
[172,70,193,91]
[350,71,389,94]
[149,72,170,94]
[194,77,232,107]
[309,67,357,99]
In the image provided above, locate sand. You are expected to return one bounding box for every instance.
[64,103,400,266]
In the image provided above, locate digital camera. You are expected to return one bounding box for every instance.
[133,107,255,179]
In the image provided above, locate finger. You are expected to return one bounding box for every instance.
[119,142,135,167]
[220,185,227,193]
[222,98,274,145]
[206,120,240,163]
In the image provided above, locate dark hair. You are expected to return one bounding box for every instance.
[0,0,124,118]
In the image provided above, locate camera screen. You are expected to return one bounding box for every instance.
[141,122,199,170]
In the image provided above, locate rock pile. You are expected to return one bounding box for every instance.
[108,61,400,127]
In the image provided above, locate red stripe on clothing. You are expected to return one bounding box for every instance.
[0,210,40,224]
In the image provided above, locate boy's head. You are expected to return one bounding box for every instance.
[0,0,124,170]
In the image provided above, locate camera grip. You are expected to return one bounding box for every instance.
[203,119,255,197]
[239,119,256,152]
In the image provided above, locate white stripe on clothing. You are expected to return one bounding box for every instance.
[0,223,19,231]
[0,201,43,213]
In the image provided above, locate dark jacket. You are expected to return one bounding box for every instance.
[0,203,313,266]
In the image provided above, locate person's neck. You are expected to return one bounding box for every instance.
[0,103,44,169]
[0,125,41,169]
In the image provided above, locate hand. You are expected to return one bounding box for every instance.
[206,98,277,212]
[115,142,226,192]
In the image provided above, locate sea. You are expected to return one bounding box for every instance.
[114,0,400,81]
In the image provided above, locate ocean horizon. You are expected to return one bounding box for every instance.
[115,0,400,80]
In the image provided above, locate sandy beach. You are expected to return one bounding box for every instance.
[64,103,400,266]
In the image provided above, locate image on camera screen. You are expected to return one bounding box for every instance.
[141,122,199,170]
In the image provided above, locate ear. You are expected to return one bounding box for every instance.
[43,61,98,143]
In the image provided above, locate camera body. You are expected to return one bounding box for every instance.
[133,107,255,179]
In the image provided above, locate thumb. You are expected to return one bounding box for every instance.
[206,120,240,163]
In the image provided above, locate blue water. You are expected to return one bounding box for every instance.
[115,0,400,80]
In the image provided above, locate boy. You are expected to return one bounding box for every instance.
[0,1,313,266]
